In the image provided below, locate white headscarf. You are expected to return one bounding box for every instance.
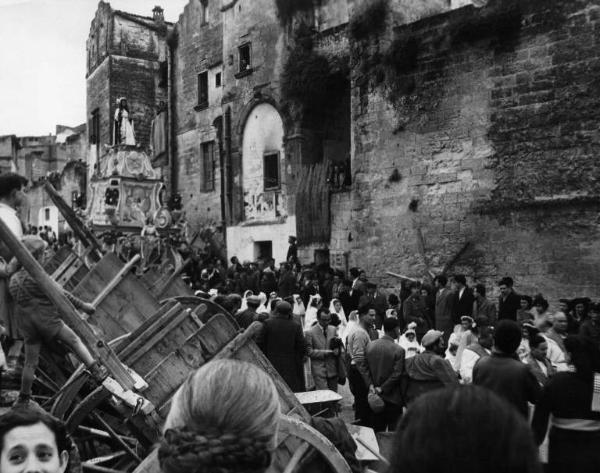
[304,294,322,331]
[239,290,253,312]
[398,328,422,359]
[343,310,360,346]
[329,298,347,339]
[258,292,268,313]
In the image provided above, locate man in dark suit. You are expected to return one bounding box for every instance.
[451,274,474,326]
[305,308,340,391]
[359,282,389,328]
[236,295,260,329]
[365,317,405,431]
[498,276,520,321]
[434,275,454,340]
[257,301,307,392]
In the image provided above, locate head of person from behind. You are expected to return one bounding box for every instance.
[494,320,522,356]
[388,385,541,473]
[0,174,28,210]
[160,359,280,473]
[0,409,70,473]
[317,308,331,329]
[421,330,445,356]
[383,317,400,339]
[21,236,48,264]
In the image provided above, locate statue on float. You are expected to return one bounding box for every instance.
[113,98,136,146]
[85,96,186,271]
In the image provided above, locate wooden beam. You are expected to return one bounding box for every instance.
[43,181,103,260]
[91,254,141,308]
[0,217,134,389]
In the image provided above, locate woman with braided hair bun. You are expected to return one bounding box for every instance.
[159,359,280,473]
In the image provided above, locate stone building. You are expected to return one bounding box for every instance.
[2,125,89,234]
[87,0,600,300]
[0,135,19,174]
[86,1,173,180]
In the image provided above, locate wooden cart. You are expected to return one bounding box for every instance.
[0,187,353,473]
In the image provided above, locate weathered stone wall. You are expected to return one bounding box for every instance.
[173,0,224,235]
[346,0,600,301]
[86,3,170,154]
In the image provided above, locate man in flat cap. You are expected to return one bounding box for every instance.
[257,301,307,392]
[404,329,458,403]
[236,295,261,329]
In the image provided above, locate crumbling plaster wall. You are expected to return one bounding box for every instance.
[346,0,600,302]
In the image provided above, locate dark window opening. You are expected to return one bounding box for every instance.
[263,152,280,191]
[201,141,215,192]
[200,0,208,25]
[89,109,100,144]
[254,241,272,261]
[197,71,208,108]
[44,208,50,221]
[158,60,168,87]
[238,43,251,73]
[215,72,222,87]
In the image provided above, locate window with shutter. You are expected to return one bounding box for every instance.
[201,141,215,192]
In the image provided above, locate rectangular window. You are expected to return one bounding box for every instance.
[89,108,100,144]
[44,208,50,221]
[201,141,215,192]
[238,43,251,73]
[201,0,208,25]
[215,72,222,87]
[197,71,208,108]
[263,152,280,191]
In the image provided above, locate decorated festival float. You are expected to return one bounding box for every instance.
[85,97,186,272]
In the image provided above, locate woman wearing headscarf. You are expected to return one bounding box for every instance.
[304,294,322,331]
[329,298,347,338]
[398,323,423,359]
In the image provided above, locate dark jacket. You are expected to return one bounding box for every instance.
[451,286,474,325]
[366,335,405,406]
[404,350,458,402]
[435,287,454,335]
[579,318,600,349]
[403,295,429,336]
[473,351,540,417]
[257,313,307,392]
[498,291,520,321]
[236,308,257,329]
[277,270,297,299]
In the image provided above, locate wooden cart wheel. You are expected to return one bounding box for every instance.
[271,415,352,473]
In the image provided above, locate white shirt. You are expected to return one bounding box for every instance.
[0,203,23,238]
[460,346,491,384]
[458,287,465,299]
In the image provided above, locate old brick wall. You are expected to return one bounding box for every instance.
[173,0,224,235]
[347,0,600,302]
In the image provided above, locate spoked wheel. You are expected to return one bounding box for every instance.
[51,377,150,473]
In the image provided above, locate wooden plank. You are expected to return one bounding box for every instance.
[91,254,141,308]
[72,253,160,341]
[0,216,134,389]
[126,308,194,365]
[44,181,103,259]
[118,302,183,360]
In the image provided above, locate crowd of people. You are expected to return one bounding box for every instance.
[197,252,600,472]
[1,172,600,472]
